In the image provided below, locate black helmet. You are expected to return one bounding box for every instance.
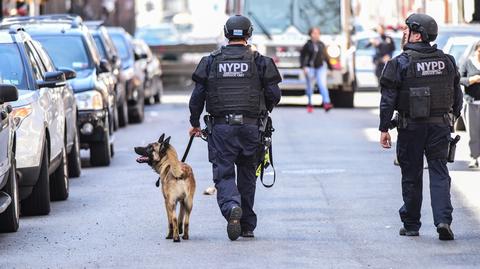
[405,13,438,42]
[224,15,253,39]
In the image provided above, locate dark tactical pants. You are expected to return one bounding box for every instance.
[397,123,453,231]
[208,123,260,231]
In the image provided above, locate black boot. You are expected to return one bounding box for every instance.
[227,206,242,241]
[399,227,419,236]
[241,230,254,238]
[437,223,454,241]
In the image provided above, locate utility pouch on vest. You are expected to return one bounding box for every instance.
[409,87,431,119]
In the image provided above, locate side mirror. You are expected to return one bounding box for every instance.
[99,59,112,73]
[134,52,148,61]
[37,71,66,88]
[58,67,77,80]
[0,84,19,104]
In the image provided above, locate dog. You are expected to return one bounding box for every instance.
[134,134,196,242]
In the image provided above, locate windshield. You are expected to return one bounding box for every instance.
[34,36,92,71]
[435,31,480,49]
[110,34,131,61]
[244,0,341,35]
[0,44,27,90]
[93,35,107,59]
[136,27,175,40]
[448,44,469,62]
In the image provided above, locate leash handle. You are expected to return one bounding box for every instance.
[260,144,275,188]
[181,134,195,162]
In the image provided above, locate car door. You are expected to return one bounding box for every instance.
[0,102,9,179]
[32,41,75,149]
[24,42,64,161]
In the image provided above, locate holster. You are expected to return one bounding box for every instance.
[447,135,461,163]
[203,115,213,135]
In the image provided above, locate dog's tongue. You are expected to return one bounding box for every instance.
[136,156,149,163]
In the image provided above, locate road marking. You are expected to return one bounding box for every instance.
[278,168,346,175]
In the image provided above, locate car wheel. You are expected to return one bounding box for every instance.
[154,77,163,104]
[118,99,129,127]
[90,127,111,167]
[67,129,81,178]
[0,158,20,233]
[50,145,69,201]
[21,141,51,216]
[129,89,145,124]
[113,102,119,131]
[110,143,115,158]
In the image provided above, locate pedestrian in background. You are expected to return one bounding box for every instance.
[300,27,332,113]
[368,24,396,83]
[459,41,480,168]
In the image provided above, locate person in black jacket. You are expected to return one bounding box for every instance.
[379,14,463,240]
[459,41,480,168]
[368,25,396,82]
[300,27,332,113]
[188,15,281,241]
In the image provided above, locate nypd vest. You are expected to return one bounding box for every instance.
[397,49,455,117]
[206,46,265,117]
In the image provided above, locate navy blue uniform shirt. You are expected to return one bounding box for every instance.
[189,44,282,127]
[378,42,463,132]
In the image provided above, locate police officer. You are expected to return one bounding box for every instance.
[188,15,282,241]
[368,24,396,82]
[379,13,463,240]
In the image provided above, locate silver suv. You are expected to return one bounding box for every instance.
[0,84,19,232]
[1,29,78,216]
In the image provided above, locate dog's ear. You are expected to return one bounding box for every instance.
[163,136,171,147]
[134,146,147,156]
[159,136,171,154]
[158,133,165,143]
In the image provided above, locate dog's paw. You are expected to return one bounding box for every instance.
[203,186,216,195]
[182,234,189,240]
[173,237,181,243]
[178,228,183,235]
[165,235,173,240]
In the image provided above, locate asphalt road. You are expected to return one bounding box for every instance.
[1,92,480,268]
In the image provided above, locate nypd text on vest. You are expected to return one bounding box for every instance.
[416,60,445,76]
[218,62,249,77]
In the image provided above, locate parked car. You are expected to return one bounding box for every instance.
[435,25,480,50]
[134,23,180,47]
[0,28,73,215]
[86,21,128,129]
[443,36,479,66]
[107,27,145,123]
[1,15,116,166]
[353,30,402,90]
[442,35,480,132]
[132,38,163,104]
[0,84,19,232]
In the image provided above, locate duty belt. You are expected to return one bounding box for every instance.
[407,116,448,124]
[213,115,259,125]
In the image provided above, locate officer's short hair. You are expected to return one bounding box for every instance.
[229,37,247,42]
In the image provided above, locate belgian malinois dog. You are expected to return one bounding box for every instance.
[134,134,196,242]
